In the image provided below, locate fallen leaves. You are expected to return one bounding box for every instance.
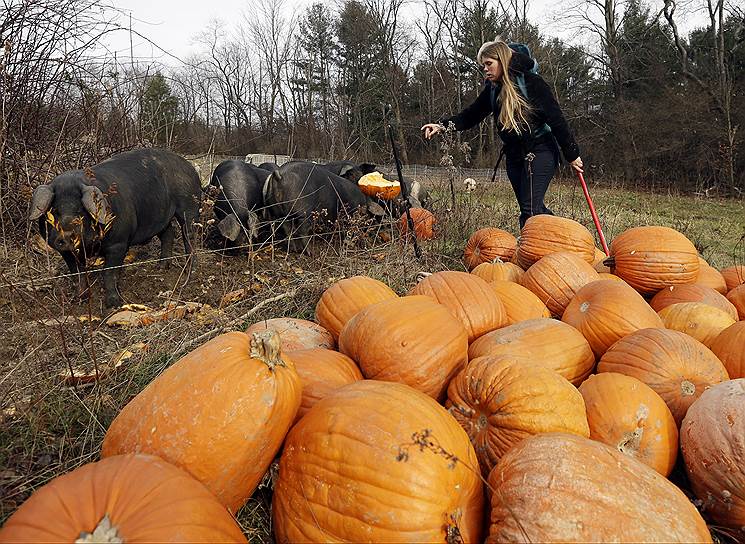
[105,301,216,328]
[57,342,148,386]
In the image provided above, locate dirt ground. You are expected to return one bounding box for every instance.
[1,169,743,542]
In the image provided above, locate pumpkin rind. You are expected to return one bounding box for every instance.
[486,433,712,543]
[681,379,745,532]
[579,373,678,476]
[696,263,727,293]
[272,380,484,543]
[468,318,595,386]
[487,280,551,324]
[338,295,468,401]
[471,261,524,283]
[721,265,745,292]
[463,228,517,271]
[607,226,699,294]
[409,271,506,343]
[0,454,247,543]
[399,208,436,240]
[101,331,302,512]
[289,348,363,422]
[658,301,736,348]
[726,283,745,319]
[447,357,589,476]
[597,327,729,425]
[650,283,737,320]
[520,251,599,317]
[246,317,335,351]
[514,215,595,269]
[709,321,745,379]
[315,275,398,341]
[562,279,664,358]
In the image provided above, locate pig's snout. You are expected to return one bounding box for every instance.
[53,234,76,252]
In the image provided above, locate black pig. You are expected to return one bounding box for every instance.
[29,148,201,308]
[262,161,384,252]
[210,160,268,246]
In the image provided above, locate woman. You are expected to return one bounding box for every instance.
[422,39,583,229]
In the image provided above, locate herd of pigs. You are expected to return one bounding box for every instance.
[28,148,430,309]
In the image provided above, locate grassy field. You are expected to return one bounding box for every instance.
[1,163,743,540]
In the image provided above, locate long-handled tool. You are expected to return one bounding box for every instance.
[385,104,422,259]
[575,170,610,256]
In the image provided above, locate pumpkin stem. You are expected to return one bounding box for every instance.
[602,256,615,268]
[490,257,505,264]
[75,514,123,544]
[445,510,463,544]
[250,330,286,370]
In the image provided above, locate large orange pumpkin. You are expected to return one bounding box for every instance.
[246,317,334,351]
[681,379,745,532]
[721,264,745,292]
[597,327,729,425]
[102,331,302,512]
[696,261,727,293]
[463,228,517,271]
[468,318,595,386]
[650,283,737,319]
[520,251,599,316]
[562,279,664,357]
[409,271,506,342]
[471,260,524,283]
[272,380,484,543]
[486,433,712,543]
[399,208,436,240]
[315,275,398,340]
[0,454,247,543]
[447,356,589,477]
[579,373,678,477]
[658,301,737,348]
[289,348,363,422]
[709,321,745,379]
[338,295,468,401]
[514,215,595,269]
[605,226,700,294]
[726,283,745,319]
[488,280,551,324]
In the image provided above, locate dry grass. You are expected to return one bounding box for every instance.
[1,162,743,541]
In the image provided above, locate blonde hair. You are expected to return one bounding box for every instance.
[477,39,531,134]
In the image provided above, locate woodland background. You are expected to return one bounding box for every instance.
[1,0,744,240]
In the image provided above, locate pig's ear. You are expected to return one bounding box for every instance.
[29,185,54,220]
[81,186,112,225]
[262,170,281,202]
[366,197,385,217]
[218,214,242,241]
[339,164,356,177]
[359,162,377,174]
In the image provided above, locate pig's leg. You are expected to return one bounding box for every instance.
[61,251,89,300]
[175,209,197,271]
[158,222,175,269]
[101,242,127,309]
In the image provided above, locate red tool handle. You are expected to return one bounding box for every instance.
[576,170,610,256]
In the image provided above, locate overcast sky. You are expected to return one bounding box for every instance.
[101,0,711,66]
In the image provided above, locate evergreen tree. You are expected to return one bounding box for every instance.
[140,72,179,146]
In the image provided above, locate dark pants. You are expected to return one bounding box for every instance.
[506,142,558,229]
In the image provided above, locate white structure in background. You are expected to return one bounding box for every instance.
[244,153,292,166]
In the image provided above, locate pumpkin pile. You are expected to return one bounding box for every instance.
[3,216,745,543]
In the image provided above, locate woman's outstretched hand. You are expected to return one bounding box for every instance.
[421,123,445,140]
[570,156,584,174]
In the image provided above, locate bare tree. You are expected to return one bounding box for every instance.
[663,0,743,192]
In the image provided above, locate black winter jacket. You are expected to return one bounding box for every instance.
[441,51,580,163]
